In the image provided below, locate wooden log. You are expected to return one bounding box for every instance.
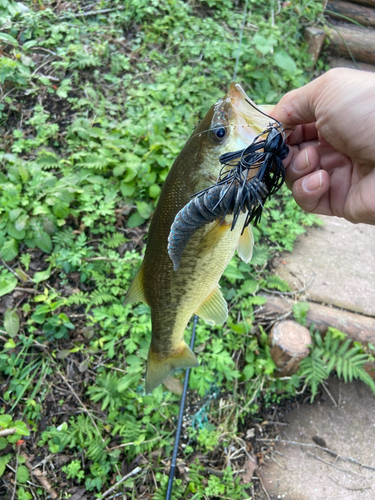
[350,0,375,8]
[328,56,375,71]
[304,27,326,68]
[257,295,375,344]
[327,24,375,65]
[269,321,312,376]
[327,0,375,29]
[364,362,375,379]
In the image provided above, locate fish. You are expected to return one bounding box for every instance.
[167,115,288,271]
[124,82,274,393]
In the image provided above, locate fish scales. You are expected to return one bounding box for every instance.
[124,83,271,393]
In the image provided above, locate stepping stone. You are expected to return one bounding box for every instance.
[273,215,375,317]
[258,377,375,499]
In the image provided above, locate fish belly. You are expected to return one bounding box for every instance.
[160,214,246,349]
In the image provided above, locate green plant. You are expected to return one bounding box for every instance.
[62,459,85,482]
[0,0,335,497]
[299,328,375,399]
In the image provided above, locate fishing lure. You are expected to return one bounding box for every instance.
[168,103,289,271]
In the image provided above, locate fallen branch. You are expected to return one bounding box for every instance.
[0,428,17,437]
[61,6,125,18]
[101,466,142,498]
[21,453,58,500]
[258,474,271,500]
[328,475,371,491]
[306,451,365,476]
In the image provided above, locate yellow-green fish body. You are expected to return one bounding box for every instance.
[125,83,271,392]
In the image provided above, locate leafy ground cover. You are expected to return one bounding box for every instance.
[1,0,375,498]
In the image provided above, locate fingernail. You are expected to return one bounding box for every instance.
[293,149,310,172]
[302,171,322,192]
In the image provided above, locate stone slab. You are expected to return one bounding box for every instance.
[273,215,375,317]
[258,377,375,499]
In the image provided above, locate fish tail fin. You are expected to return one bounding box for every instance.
[145,342,199,393]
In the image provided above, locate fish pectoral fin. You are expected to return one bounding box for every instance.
[237,225,253,263]
[195,286,228,326]
[198,219,230,252]
[145,342,199,393]
[123,265,146,305]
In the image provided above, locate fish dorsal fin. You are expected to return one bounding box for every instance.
[237,225,253,263]
[123,265,146,305]
[195,286,228,326]
[146,341,199,393]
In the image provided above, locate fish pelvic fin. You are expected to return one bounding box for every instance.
[237,225,253,263]
[195,286,228,326]
[145,342,199,393]
[123,265,146,305]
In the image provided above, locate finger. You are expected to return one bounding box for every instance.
[285,146,320,190]
[270,77,324,126]
[292,170,332,214]
[283,140,318,170]
[287,123,318,145]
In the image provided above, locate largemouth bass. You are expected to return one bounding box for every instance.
[125,83,272,393]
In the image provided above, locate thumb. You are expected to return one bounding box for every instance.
[270,78,322,127]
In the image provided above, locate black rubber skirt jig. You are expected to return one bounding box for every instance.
[168,105,289,271]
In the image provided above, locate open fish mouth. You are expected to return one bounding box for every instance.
[227,83,272,149]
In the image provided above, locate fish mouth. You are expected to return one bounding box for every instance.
[227,82,271,149]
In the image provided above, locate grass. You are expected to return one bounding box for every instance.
[1,0,374,498]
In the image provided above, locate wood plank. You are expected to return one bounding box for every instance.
[257,294,375,345]
[327,24,375,65]
[350,0,375,7]
[327,0,375,29]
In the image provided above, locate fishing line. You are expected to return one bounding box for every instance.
[165,314,198,500]
[233,0,249,81]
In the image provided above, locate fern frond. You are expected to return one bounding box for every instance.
[102,232,127,248]
[78,153,109,170]
[85,291,117,311]
[314,331,323,348]
[299,353,328,398]
[326,355,337,374]
[66,291,90,306]
[337,339,351,356]
[356,369,375,396]
[36,150,61,169]
[86,438,110,461]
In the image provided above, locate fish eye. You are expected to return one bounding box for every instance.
[209,123,228,143]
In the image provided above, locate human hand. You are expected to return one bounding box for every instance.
[271,68,375,225]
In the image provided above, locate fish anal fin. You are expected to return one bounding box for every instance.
[163,375,183,395]
[146,342,199,393]
[237,225,253,263]
[195,286,228,326]
[123,265,146,305]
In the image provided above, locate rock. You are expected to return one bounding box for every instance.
[273,215,375,317]
[258,377,375,499]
